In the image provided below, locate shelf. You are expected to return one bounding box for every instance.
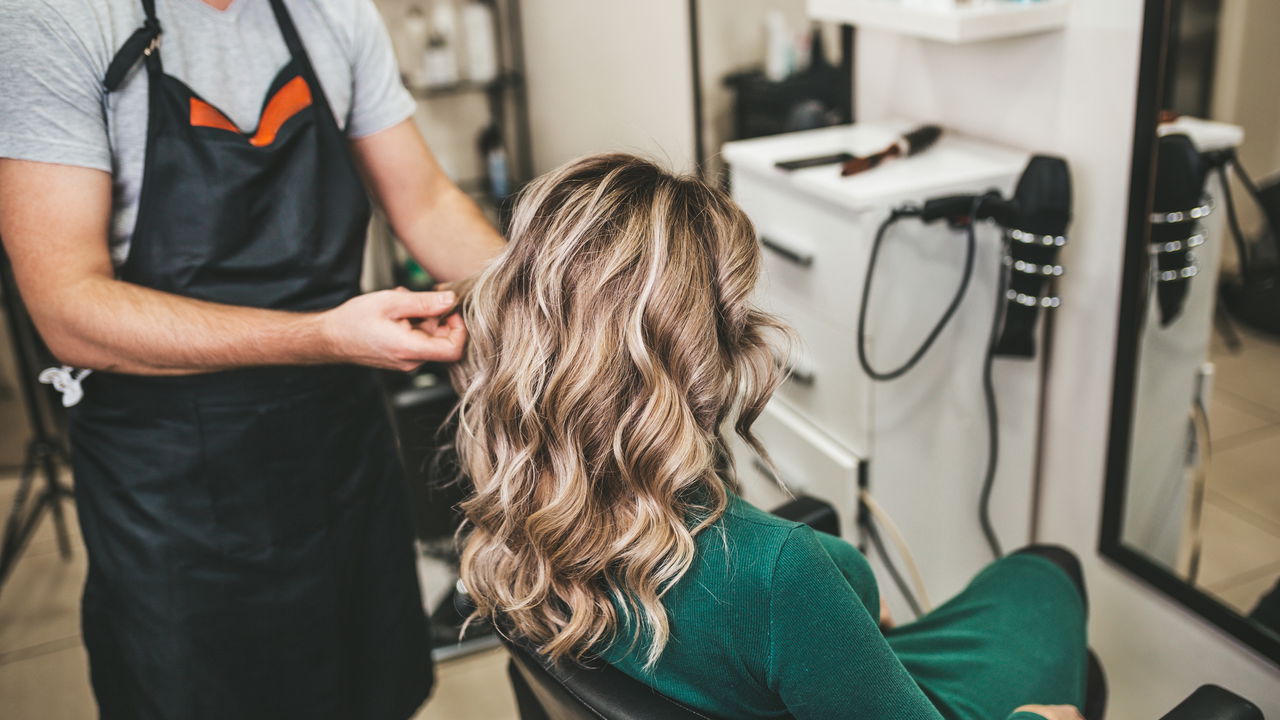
[408,72,523,100]
[807,0,1068,43]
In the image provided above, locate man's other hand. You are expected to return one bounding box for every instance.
[319,288,465,372]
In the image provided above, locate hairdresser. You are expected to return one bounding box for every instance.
[0,0,503,718]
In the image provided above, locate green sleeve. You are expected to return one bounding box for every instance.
[767,525,943,720]
[813,529,879,620]
[767,526,1035,720]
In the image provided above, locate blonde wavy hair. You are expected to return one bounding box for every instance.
[450,153,787,668]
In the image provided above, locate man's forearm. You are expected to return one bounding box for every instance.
[45,275,331,375]
[351,121,506,283]
[395,183,506,283]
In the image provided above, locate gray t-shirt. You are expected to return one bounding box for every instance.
[0,0,416,267]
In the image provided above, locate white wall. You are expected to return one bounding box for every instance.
[857,2,1279,715]
[1212,0,1280,180]
[520,0,696,174]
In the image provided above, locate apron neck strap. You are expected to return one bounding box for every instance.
[267,0,309,65]
[267,0,339,127]
[104,0,162,91]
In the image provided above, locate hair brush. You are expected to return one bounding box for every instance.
[841,125,943,177]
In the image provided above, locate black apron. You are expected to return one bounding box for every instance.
[71,1,433,718]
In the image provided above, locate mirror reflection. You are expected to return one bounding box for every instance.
[1122,0,1280,638]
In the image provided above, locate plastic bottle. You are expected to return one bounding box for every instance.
[461,1,499,83]
[403,6,430,88]
[764,11,792,82]
[424,1,460,87]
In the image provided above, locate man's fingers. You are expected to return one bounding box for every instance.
[385,290,456,320]
[399,317,467,363]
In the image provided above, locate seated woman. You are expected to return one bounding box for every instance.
[449,154,1089,720]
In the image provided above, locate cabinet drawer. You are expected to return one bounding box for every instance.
[762,296,871,455]
[730,398,862,540]
[733,169,877,328]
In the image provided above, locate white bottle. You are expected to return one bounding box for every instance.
[402,6,430,89]
[424,1,460,87]
[461,2,499,83]
[764,10,791,82]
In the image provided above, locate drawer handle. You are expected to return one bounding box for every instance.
[784,363,815,386]
[750,457,806,495]
[774,355,816,386]
[751,457,778,482]
[760,236,814,267]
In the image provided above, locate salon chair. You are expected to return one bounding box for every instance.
[496,496,1263,720]
[499,495,830,720]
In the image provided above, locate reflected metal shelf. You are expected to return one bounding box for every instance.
[408,72,524,100]
[807,0,1069,43]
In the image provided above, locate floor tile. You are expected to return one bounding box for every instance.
[0,644,97,719]
[0,529,86,655]
[1210,327,1280,416]
[416,647,518,720]
[1192,496,1280,588]
[1206,428,1280,532]
[1204,562,1280,617]
[1208,391,1277,445]
[0,473,79,560]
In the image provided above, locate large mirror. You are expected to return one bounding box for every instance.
[1104,0,1280,664]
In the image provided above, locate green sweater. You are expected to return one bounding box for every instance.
[600,495,1086,720]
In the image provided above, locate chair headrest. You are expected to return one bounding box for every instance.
[500,635,721,720]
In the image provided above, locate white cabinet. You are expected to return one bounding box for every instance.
[724,122,1045,601]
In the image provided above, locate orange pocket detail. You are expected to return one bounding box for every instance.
[190,98,239,133]
[188,76,313,148]
[250,76,312,147]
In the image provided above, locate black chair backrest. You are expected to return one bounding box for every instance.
[502,636,719,720]
[1158,685,1264,720]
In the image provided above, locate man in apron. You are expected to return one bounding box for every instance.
[0,1,505,717]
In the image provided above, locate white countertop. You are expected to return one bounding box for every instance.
[722,122,1029,211]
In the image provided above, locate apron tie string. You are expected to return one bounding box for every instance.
[39,365,93,407]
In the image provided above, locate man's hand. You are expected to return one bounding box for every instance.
[1014,705,1085,720]
[318,288,465,372]
[879,594,895,629]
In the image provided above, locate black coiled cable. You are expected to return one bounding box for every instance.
[856,194,1006,561]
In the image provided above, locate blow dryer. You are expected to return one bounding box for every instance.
[855,154,1072,558]
[912,155,1072,357]
[1150,134,1208,327]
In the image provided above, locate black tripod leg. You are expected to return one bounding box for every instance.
[1214,295,1243,353]
[1,449,37,551]
[39,446,72,559]
[0,449,39,585]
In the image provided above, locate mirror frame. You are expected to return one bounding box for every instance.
[1100,0,1280,667]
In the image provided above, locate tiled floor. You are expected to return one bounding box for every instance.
[1197,327,1280,615]
[0,471,518,720]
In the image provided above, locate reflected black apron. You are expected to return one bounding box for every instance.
[71,1,433,718]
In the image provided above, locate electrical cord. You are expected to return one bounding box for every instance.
[860,489,932,613]
[1212,149,1279,282]
[856,200,978,381]
[856,194,1006,559]
[978,238,1009,559]
[864,516,924,619]
[1214,157,1253,282]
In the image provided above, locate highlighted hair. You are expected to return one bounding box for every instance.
[450,154,787,668]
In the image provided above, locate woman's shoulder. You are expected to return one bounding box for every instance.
[715,494,879,607]
[705,494,837,570]
[723,493,809,529]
